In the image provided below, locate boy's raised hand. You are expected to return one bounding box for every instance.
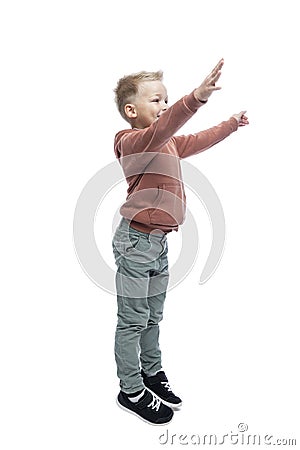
[232,111,249,126]
[194,58,224,102]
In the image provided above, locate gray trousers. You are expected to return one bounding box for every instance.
[112,218,169,394]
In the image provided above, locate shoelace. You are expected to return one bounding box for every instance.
[161,381,172,392]
[147,394,161,412]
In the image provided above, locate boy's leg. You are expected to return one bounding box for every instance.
[115,289,149,394]
[114,256,150,395]
[112,219,168,393]
[140,237,169,376]
[112,219,153,394]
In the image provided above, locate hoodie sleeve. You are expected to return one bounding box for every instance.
[173,117,239,159]
[114,91,203,158]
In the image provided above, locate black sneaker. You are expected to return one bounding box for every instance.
[141,370,182,409]
[117,390,174,425]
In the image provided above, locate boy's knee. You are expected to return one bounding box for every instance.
[147,312,163,327]
[119,308,150,331]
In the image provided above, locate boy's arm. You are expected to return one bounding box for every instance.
[175,110,249,159]
[115,91,204,157]
[174,117,239,159]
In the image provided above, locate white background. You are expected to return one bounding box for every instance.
[1,0,299,449]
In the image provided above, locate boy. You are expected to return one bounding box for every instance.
[112,59,249,425]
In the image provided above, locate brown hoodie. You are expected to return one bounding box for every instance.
[114,90,238,234]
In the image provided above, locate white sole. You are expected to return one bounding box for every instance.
[116,397,174,426]
[145,387,182,410]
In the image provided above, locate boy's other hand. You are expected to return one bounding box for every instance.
[194,58,224,103]
[232,111,249,126]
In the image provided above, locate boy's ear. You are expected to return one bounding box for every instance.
[124,103,137,119]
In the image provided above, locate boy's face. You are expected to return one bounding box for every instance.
[126,81,169,128]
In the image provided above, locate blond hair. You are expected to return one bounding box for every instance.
[114,70,163,122]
